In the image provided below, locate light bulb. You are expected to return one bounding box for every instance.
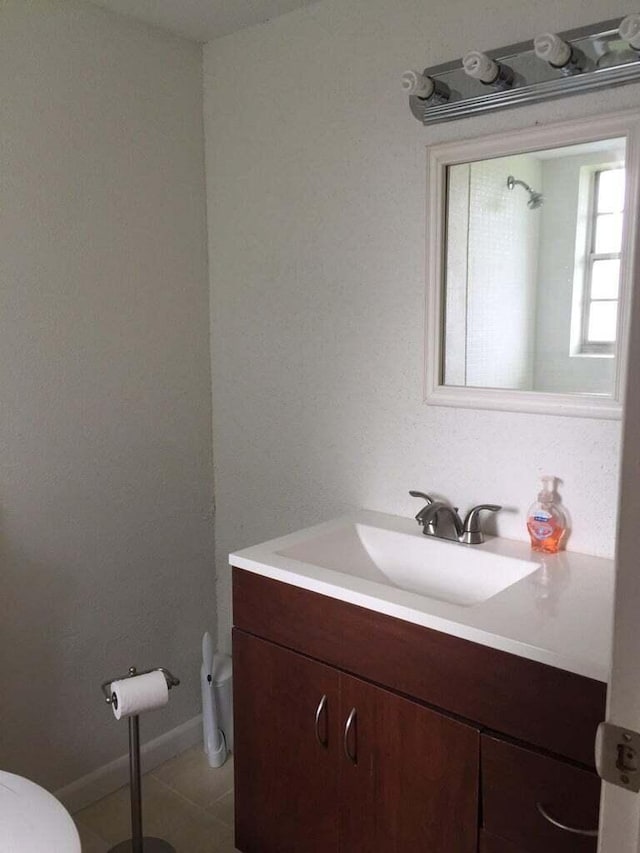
[401,70,435,99]
[462,50,499,84]
[534,33,572,67]
[620,13,640,50]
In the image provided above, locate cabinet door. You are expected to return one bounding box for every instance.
[479,830,527,852]
[481,734,600,853]
[339,674,479,853]
[233,630,340,853]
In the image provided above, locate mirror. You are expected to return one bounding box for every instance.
[425,112,640,418]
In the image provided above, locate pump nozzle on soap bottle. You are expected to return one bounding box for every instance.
[526,475,567,554]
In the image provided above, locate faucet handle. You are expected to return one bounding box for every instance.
[409,490,434,503]
[461,504,502,545]
[409,490,437,533]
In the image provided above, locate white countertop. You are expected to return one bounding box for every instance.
[230,510,614,683]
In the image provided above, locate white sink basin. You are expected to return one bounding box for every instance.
[277,522,540,607]
[230,510,614,680]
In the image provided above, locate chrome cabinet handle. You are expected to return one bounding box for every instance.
[314,694,328,748]
[343,707,357,764]
[536,801,598,837]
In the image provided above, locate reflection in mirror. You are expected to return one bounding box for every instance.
[443,138,626,396]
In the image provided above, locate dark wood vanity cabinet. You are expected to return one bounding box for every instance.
[234,629,479,853]
[233,630,339,853]
[232,568,606,853]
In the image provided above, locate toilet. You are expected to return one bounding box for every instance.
[0,770,81,852]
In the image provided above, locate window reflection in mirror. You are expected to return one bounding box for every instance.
[443,137,626,396]
[578,165,624,354]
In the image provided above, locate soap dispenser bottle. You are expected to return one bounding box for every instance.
[526,475,567,554]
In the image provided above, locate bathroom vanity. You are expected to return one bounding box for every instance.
[230,511,613,853]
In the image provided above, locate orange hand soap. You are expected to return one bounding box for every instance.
[526,475,567,554]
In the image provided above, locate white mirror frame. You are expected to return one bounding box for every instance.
[425,110,640,419]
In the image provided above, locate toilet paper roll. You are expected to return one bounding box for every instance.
[111,671,169,720]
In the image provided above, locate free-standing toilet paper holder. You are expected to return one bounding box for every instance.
[101,666,180,853]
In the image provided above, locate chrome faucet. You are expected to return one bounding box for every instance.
[461,504,503,544]
[410,491,501,545]
[420,501,465,541]
[409,490,438,535]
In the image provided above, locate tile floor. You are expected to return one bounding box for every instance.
[73,746,239,853]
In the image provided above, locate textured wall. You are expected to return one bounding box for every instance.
[0,1,214,789]
[465,154,540,389]
[204,0,633,651]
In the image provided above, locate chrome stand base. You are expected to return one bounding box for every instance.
[108,838,176,852]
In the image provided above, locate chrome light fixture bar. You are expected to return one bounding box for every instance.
[406,17,640,125]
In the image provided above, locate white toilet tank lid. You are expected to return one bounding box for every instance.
[0,770,81,852]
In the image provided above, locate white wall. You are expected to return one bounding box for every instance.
[1,1,214,790]
[467,156,540,390]
[204,0,633,651]
[443,163,470,387]
[445,154,540,390]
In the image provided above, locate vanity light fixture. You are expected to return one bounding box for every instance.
[533,32,586,75]
[405,16,640,125]
[462,50,513,89]
[401,70,449,104]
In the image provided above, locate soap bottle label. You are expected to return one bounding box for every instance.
[529,517,554,540]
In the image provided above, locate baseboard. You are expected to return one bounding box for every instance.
[55,714,203,814]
